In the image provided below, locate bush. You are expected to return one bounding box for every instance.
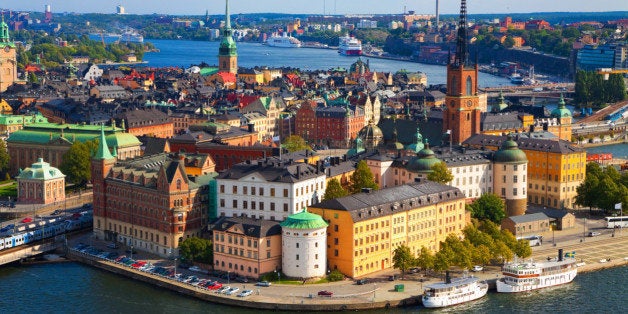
[328,269,344,282]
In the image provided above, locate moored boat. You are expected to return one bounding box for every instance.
[496,249,577,293]
[266,33,301,48]
[338,34,362,56]
[422,271,488,308]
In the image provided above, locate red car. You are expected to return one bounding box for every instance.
[21,217,33,223]
[131,261,147,268]
[209,282,223,290]
[318,290,333,297]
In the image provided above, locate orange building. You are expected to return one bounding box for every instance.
[116,108,174,139]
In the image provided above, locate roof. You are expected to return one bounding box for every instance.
[280,210,329,230]
[7,123,141,149]
[406,145,442,172]
[95,124,114,160]
[463,134,585,154]
[212,216,282,238]
[16,158,65,180]
[494,136,528,163]
[217,159,324,183]
[507,213,550,224]
[313,181,463,223]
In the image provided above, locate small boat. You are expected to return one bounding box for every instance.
[422,271,488,308]
[496,249,577,293]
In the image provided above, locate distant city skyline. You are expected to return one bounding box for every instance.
[1,0,626,16]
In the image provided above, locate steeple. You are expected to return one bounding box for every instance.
[225,0,231,29]
[218,0,238,74]
[454,0,468,66]
[0,14,10,44]
[94,124,114,160]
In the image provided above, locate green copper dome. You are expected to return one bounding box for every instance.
[407,142,441,172]
[16,158,65,180]
[551,94,571,118]
[358,120,383,149]
[494,136,527,163]
[280,209,329,230]
[219,0,237,57]
[491,90,508,112]
[405,126,424,153]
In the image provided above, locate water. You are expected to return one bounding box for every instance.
[0,262,625,313]
[586,143,628,159]
[143,39,513,87]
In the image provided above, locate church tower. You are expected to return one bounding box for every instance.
[443,0,480,145]
[218,0,238,74]
[0,15,17,92]
[91,125,116,241]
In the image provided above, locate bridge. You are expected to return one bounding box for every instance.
[0,237,65,266]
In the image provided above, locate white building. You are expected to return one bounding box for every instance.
[280,210,328,278]
[216,159,327,221]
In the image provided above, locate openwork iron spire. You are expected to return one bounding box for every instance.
[454,0,468,66]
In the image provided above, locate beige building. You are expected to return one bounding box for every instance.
[16,158,65,205]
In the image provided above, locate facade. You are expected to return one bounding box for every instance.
[280,210,328,278]
[501,213,551,238]
[295,100,365,148]
[309,181,466,278]
[16,158,65,204]
[0,113,48,136]
[216,158,327,221]
[218,0,238,74]
[7,123,142,176]
[211,216,282,280]
[240,96,284,141]
[493,137,528,216]
[116,108,174,139]
[92,127,215,257]
[576,44,619,71]
[0,17,17,92]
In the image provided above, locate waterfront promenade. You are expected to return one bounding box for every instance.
[65,228,628,311]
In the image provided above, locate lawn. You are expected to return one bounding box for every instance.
[0,181,17,198]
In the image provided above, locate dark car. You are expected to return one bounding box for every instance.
[356,279,368,285]
[318,290,333,297]
[388,275,396,281]
[51,210,61,215]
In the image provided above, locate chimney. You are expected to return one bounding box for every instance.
[414,177,422,183]
[304,158,309,164]
[445,270,451,284]
[343,154,347,162]
[558,249,563,262]
[296,165,301,179]
[248,123,255,133]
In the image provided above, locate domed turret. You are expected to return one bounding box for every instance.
[407,140,442,172]
[551,94,571,119]
[405,126,425,153]
[386,126,404,151]
[491,90,508,113]
[358,119,383,150]
[493,136,527,163]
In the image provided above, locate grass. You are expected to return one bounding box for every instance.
[0,181,16,197]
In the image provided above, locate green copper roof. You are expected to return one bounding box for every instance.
[407,142,441,172]
[280,209,328,230]
[494,136,527,163]
[0,15,15,48]
[0,113,48,125]
[6,122,141,148]
[219,0,237,56]
[199,67,219,77]
[551,94,571,118]
[16,158,65,180]
[405,126,424,153]
[491,91,508,112]
[95,124,114,160]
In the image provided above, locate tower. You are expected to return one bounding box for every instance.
[0,15,17,92]
[443,0,480,145]
[91,125,116,241]
[218,0,238,74]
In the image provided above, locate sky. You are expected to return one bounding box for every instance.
[1,0,626,16]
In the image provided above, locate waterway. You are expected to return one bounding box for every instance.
[0,262,625,313]
[586,143,628,159]
[143,39,513,87]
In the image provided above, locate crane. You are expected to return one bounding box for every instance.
[596,68,628,80]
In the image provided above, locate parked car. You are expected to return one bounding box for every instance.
[588,231,601,237]
[318,290,333,297]
[236,276,249,283]
[216,286,230,294]
[107,243,119,249]
[208,282,223,290]
[356,279,368,285]
[237,290,253,297]
[21,217,33,223]
[51,210,61,215]
[472,265,484,272]
[225,287,240,295]
[256,281,271,287]
[189,266,205,273]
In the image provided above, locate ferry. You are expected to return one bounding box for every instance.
[422,271,488,308]
[338,34,362,56]
[266,33,301,48]
[496,249,577,293]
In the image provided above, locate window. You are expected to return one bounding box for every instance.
[270,188,275,197]
[232,186,237,194]
[501,188,506,196]
[466,76,472,95]
[220,199,225,207]
[232,200,237,208]
[503,176,506,183]
[283,203,288,212]
[513,175,518,183]
[296,254,299,260]
[251,187,256,195]
[270,202,275,211]
[513,188,517,196]
[259,188,264,196]
[243,201,248,209]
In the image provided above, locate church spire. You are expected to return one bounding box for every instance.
[0,14,11,44]
[454,0,468,66]
[94,124,114,160]
[225,0,231,29]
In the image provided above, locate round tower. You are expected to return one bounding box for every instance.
[493,136,528,216]
[280,209,328,279]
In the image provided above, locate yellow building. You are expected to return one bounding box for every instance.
[465,134,586,209]
[238,68,264,85]
[308,181,466,278]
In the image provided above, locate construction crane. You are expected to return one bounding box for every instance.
[596,68,628,80]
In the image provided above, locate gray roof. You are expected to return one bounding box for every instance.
[481,112,523,131]
[211,216,282,238]
[217,159,324,183]
[314,181,464,223]
[464,134,584,154]
[508,213,550,224]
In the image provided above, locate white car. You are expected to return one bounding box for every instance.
[472,265,484,272]
[237,289,253,297]
[225,287,240,295]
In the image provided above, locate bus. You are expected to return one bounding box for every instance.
[605,216,628,229]
[517,235,543,246]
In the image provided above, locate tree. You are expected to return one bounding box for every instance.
[282,135,310,153]
[0,139,10,179]
[468,193,506,224]
[415,246,434,276]
[178,237,213,264]
[502,36,515,48]
[513,239,532,258]
[349,160,378,194]
[427,162,453,184]
[323,178,348,200]
[392,244,415,277]
[328,269,344,282]
[59,141,94,186]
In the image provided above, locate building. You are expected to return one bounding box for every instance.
[211,216,282,280]
[308,181,466,278]
[16,158,65,205]
[280,210,328,278]
[295,101,365,148]
[216,158,327,221]
[576,44,621,71]
[0,17,17,92]
[6,123,142,176]
[218,0,238,74]
[92,126,216,257]
[240,96,285,141]
[492,136,529,216]
[0,113,48,137]
[115,108,174,139]
[443,0,481,145]
[501,213,550,238]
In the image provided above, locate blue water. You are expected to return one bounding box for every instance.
[586,143,628,159]
[0,262,625,313]
[143,39,513,87]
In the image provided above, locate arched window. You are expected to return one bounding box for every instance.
[176,179,181,190]
[466,76,473,95]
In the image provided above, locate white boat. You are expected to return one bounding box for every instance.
[338,34,362,56]
[266,33,301,48]
[496,249,577,293]
[422,271,488,308]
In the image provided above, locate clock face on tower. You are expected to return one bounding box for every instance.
[3,46,9,53]
[466,100,473,108]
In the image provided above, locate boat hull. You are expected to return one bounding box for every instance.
[339,49,362,56]
[496,268,577,293]
[422,280,488,308]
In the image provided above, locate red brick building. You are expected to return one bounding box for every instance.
[295,100,364,148]
[115,108,174,139]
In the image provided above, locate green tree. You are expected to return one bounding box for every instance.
[433,250,451,273]
[349,160,378,194]
[328,269,344,282]
[59,141,93,186]
[415,246,434,275]
[392,244,416,277]
[427,162,454,184]
[323,178,348,201]
[0,139,10,178]
[468,193,506,224]
[178,237,213,264]
[513,239,532,258]
[502,36,515,48]
[282,135,310,153]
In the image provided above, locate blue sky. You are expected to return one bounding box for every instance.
[1,0,626,15]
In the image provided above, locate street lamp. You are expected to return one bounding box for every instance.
[227,271,230,285]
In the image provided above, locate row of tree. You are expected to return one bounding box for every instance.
[393,220,532,276]
[323,160,378,200]
[575,162,628,214]
[574,70,627,109]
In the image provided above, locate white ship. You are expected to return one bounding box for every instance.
[266,33,301,48]
[338,34,362,56]
[422,271,488,308]
[496,249,578,293]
